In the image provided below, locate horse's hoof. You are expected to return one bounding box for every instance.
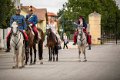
[83,60,87,62]
[12,66,18,69]
[40,62,43,64]
[48,59,52,62]
[33,62,36,65]
[29,63,33,65]
[25,63,27,65]
[79,60,81,62]
[18,66,24,69]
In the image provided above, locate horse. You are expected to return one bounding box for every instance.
[10,21,25,68]
[77,26,87,62]
[47,28,58,61]
[25,25,44,65]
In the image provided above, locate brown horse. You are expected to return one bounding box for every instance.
[25,26,44,65]
[47,28,58,61]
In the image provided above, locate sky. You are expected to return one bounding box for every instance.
[21,0,68,14]
[21,0,120,14]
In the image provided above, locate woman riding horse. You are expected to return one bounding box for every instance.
[47,28,58,61]
[45,18,61,47]
[73,16,87,45]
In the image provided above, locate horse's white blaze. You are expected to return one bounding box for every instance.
[10,21,25,68]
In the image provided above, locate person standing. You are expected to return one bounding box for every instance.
[87,32,92,50]
[63,33,69,49]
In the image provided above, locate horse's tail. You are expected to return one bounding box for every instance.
[37,28,44,42]
[54,45,58,54]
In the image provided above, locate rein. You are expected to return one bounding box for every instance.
[12,31,22,50]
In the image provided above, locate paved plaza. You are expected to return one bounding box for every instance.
[0,44,120,80]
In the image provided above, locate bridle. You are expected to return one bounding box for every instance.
[11,22,22,50]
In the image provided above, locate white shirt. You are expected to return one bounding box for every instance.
[49,23,57,34]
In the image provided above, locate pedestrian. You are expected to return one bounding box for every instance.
[87,32,92,50]
[63,33,69,49]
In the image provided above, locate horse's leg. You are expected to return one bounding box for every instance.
[38,41,43,64]
[33,44,36,64]
[18,47,23,68]
[22,47,25,68]
[48,47,51,61]
[83,48,87,62]
[30,47,33,65]
[53,48,55,62]
[48,47,52,61]
[12,50,18,69]
[25,48,29,65]
[78,47,81,62]
[55,45,58,61]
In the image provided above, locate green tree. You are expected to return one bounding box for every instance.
[58,0,120,36]
[0,0,15,29]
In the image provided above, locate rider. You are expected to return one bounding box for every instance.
[73,16,87,45]
[45,18,61,47]
[5,8,28,52]
[26,6,38,43]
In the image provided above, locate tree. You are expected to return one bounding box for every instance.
[0,0,15,29]
[58,0,120,36]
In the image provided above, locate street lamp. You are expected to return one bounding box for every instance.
[115,4,119,44]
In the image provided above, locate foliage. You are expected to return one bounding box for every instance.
[57,0,120,36]
[0,0,15,29]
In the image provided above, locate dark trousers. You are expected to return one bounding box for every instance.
[88,44,91,50]
[63,42,68,49]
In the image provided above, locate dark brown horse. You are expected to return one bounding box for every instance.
[25,26,44,65]
[47,28,58,61]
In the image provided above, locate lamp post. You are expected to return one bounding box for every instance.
[115,4,118,45]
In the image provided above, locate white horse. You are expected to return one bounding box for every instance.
[10,21,25,68]
[77,26,87,62]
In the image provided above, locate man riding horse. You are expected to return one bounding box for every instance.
[5,8,28,52]
[26,6,38,43]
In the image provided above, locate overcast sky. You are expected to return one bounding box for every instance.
[21,0,120,14]
[21,0,68,14]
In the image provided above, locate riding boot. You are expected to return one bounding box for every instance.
[5,40,10,52]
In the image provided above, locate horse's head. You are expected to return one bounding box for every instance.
[11,21,19,36]
[46,28,52,36]
[78,27,83,36]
